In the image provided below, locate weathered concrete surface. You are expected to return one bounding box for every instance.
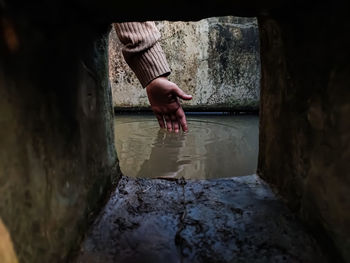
[257,3,350,262]
[1,1,349,263]
[0,20,119,263]
[109,16,260,111]
[77,175,325,263]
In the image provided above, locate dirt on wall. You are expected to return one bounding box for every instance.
[109,16,260,111]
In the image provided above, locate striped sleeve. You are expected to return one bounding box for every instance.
[114,22,171,88]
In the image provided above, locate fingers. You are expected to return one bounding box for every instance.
[170,114,180,133]
[158,107,188,133]
[155,113,165,129]
[173,85,192,101]
[158,111,188,133]
[176,107,189,132]
[163,115,172,131]
[162,114,181,133]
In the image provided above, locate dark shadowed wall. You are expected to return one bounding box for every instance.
[0,1,349,263]
[258,3,350,262]
[0,16,119,262]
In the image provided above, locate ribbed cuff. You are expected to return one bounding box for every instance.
[123,42,171,88]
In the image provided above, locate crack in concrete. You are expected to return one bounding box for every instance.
[174,177,188,262]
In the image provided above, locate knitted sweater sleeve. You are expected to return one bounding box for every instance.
[114,22,171,88]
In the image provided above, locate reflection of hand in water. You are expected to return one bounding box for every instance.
[137,129,188,179]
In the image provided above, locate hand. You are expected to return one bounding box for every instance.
[146,77,192,132]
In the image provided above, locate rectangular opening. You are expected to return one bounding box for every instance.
[110,16,260,179]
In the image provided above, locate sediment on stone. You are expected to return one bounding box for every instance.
[76,175,326,263]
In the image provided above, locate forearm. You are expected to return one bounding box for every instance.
[114,22,170,87]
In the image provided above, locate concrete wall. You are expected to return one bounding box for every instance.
[258,4,350,262]
[0,1,349,263]
[109,16,260,111]
[0,19,119,262]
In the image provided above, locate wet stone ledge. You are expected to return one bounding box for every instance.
[77,175,325,263]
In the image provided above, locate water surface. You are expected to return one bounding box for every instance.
[114,114,258,179]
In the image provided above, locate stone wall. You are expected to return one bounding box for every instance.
[109,16,260,111]
[0,19,119,262]
[258,4,350,262]
[0,1,349,263]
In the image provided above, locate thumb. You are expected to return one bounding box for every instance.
[173,86,192,100]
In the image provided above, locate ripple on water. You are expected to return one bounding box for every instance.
[114,114,259,179]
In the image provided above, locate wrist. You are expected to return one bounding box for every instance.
[146,76,168,90]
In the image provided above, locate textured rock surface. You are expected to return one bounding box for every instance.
[1,1,349,263]
[109,16,260,111]
[77,175,325,263]
[0,20,119,263]
[257,4,350,262]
